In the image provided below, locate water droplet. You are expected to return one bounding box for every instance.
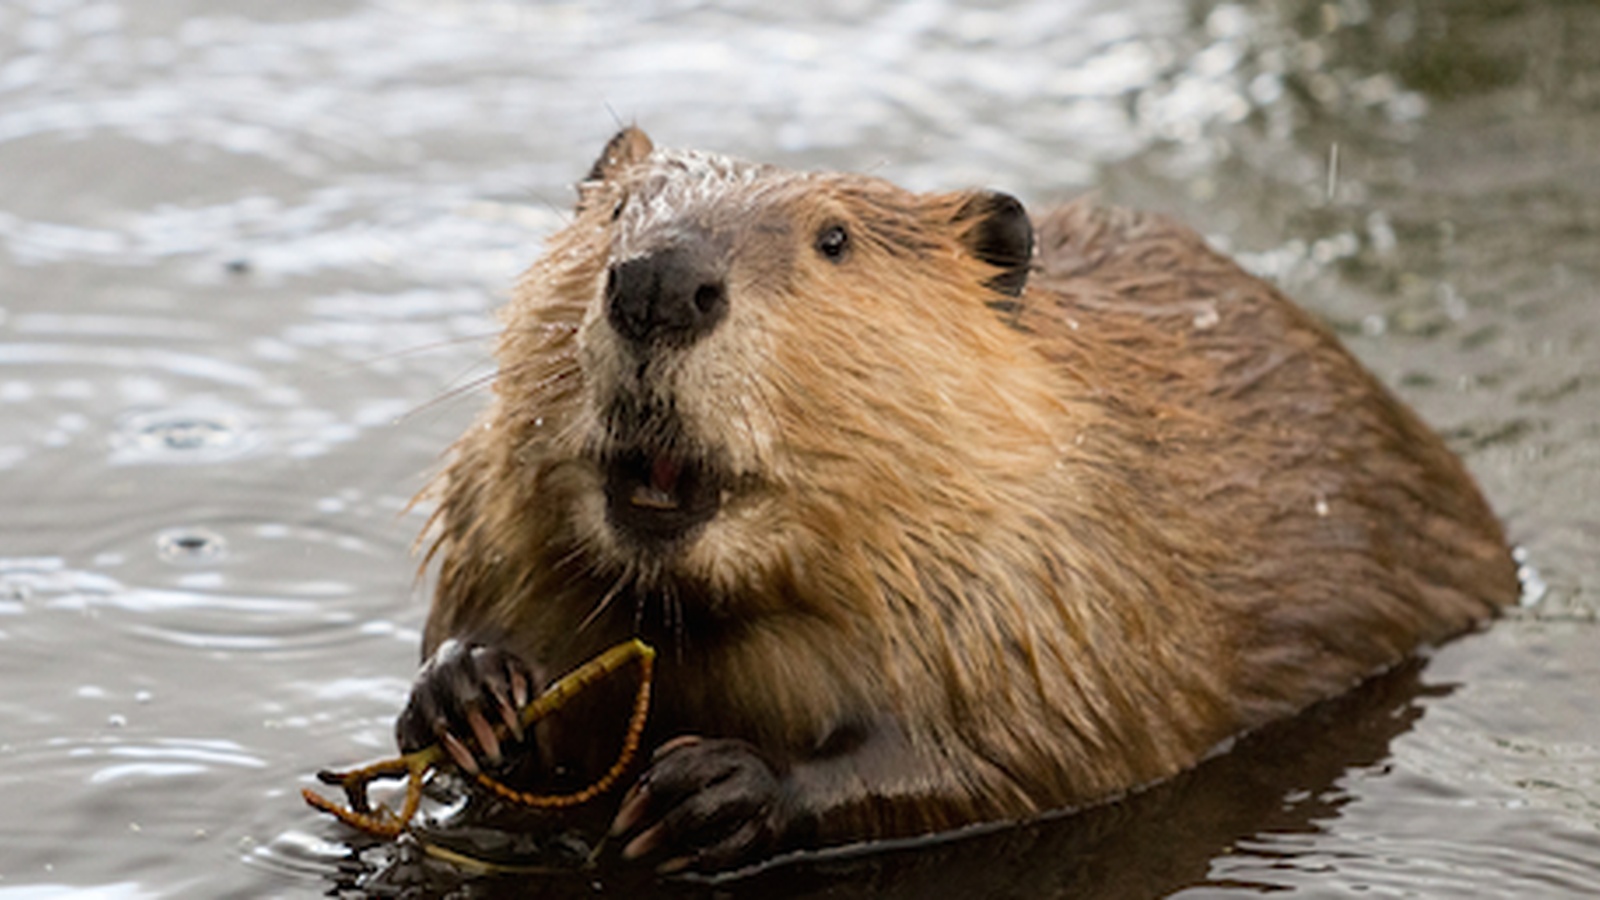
[1517,559,1548,608]
[114,409,250,462]
[1438,283,1468,321]
[148,417,234,451]
[156,527,227,564]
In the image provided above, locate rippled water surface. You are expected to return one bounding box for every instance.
[1,0,1596,896]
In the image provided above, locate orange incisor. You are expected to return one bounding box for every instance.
[302,639,657,839]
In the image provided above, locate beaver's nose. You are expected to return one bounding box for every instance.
[605,245,729,347]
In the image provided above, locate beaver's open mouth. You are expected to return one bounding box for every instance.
[602,450,722,545]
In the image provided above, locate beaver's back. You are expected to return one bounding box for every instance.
[1024,200,1517,726]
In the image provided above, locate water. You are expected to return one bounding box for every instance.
[1,0,1596,896]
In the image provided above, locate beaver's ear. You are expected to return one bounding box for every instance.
[584,127,654,184]
[953,190,1033,298]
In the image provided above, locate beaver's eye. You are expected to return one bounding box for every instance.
[815,224,850,262]
[611,197,626,222]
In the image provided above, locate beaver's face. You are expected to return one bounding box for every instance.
[567,144,801,584]
[507,128,1042,602]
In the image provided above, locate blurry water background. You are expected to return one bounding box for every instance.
[0,0,1597,896]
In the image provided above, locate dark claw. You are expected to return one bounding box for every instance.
[440,730,480,775]
[395,639,539,777]
[609,737,790,874]
[466,707,502,765]
[498,692,524,742]
[509,667,531,710]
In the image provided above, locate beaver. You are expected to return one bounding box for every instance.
[396,127,1518,873]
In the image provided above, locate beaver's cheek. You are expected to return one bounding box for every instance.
[575,325,627,404]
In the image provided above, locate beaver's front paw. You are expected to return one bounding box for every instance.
[609,736,792,874]
[394,638,537,775]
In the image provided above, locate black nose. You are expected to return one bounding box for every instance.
[605,244,729,347]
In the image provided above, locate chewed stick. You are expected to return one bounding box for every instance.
[303,638,656,839]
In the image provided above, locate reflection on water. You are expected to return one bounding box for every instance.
[0,0,1596,897]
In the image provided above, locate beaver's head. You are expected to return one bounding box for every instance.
[494,128,1061,608]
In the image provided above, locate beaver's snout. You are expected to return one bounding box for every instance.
[605,242,729,348]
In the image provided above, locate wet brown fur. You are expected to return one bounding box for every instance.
[418,129,1517,846]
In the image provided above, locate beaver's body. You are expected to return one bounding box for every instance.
[401,128,1517,871]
